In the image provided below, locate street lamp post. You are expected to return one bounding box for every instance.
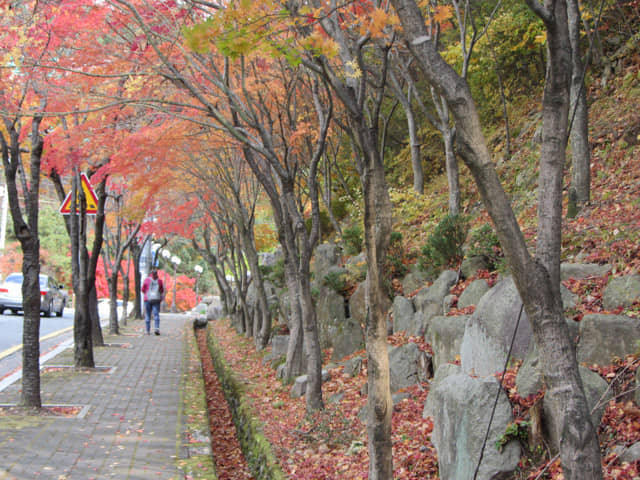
[151,243,162,268]
[171,255,181,313]
[161,249,171,312]
[194,265,203,304]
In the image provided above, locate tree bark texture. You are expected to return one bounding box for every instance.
[443,127,460,216]
[389,0,603,477]
[1,120,43,408]
[568,0,591,208]
[360,131,394,480]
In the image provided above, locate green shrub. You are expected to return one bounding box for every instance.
[331,197,350,221]
[386,231,409,279]
[420,214,469,273]
[466,223,503,270]
[342,226,363,256]
[324,270,348,294]
[260,258,285,286]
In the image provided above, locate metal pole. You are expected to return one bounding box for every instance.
[171,265,177,313]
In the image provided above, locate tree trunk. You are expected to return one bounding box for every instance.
[360,130,394,480]
[21,244,42,408]
[298,252,324,412]
[74,291,95,368]
[132,240,145,320]
[568,0,591,208]
[281,250,305,381]
[390,0,603,477]
[443,127,460,216]
[90,285,104,346]
[1,119,44,409]
[121,255,131,326]
[390,73,424,194]
[242,231,270,349]
[108,273,119,334]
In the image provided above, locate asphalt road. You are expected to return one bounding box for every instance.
[0,304,129,390]
[0,309,74,353]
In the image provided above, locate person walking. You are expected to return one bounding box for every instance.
[142,268,164,335]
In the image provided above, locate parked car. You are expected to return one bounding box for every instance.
[0,272,67,317]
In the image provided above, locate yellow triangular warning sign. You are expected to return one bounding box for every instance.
[59,173,99,215]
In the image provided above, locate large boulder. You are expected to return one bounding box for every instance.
[348,281,367,325]
[258,249,283,267]
[277,291,292,328]
[401,265,432,296]
[271,335,289,358]
[345,252,367,283]
[602,274,640,311]
[263,334,290,368]
[206,300,224,321]
[560,262,611,281]
[577,313,640,366]
[290,370,331,398]
[424,373,521,480]
[414,270,458,313]
[313,243,342,287]
[392,295,415,334]
[316,288,348,349]
[460,255,491,279]
[412,270,458,336]
[427,315,469,371]
[460,276,532,377]
[389,342,426,393]
[330,316,364,361]
[457,279,491,310]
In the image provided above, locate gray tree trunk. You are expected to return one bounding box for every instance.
[390,73,424,194]
[568,0,591,208]
[281,251,305,380]
[90,285,104,346]
[443,127,460,216]
[108,273,120,335]
[1,118,44,408]
[390,0,603,477]
[360,131,394,480]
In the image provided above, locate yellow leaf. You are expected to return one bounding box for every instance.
[433,5,453,24]
[369,8,388,38]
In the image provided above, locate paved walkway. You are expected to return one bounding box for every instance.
[0,314,192,480]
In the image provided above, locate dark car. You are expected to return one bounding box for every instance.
[0,272,67,317]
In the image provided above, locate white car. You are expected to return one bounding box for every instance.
[0,272,67,317]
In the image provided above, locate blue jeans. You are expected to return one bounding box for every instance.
[144,300,161,332]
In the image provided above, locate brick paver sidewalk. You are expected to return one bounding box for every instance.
[0,314,191,479]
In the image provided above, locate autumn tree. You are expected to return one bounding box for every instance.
[100,0,333,411]
[0,94,46,408]
[181,139,272,342]
[0,1,64,407]
[102,189,141,334]
[284,3,405,476]
[389,0,603,477]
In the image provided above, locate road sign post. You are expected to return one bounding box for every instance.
[59,173,99,215]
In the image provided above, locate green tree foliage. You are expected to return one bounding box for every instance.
[38,205,72,285]
[342,226,363,256]
[419,214,469,273]
[442,0,546,122]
